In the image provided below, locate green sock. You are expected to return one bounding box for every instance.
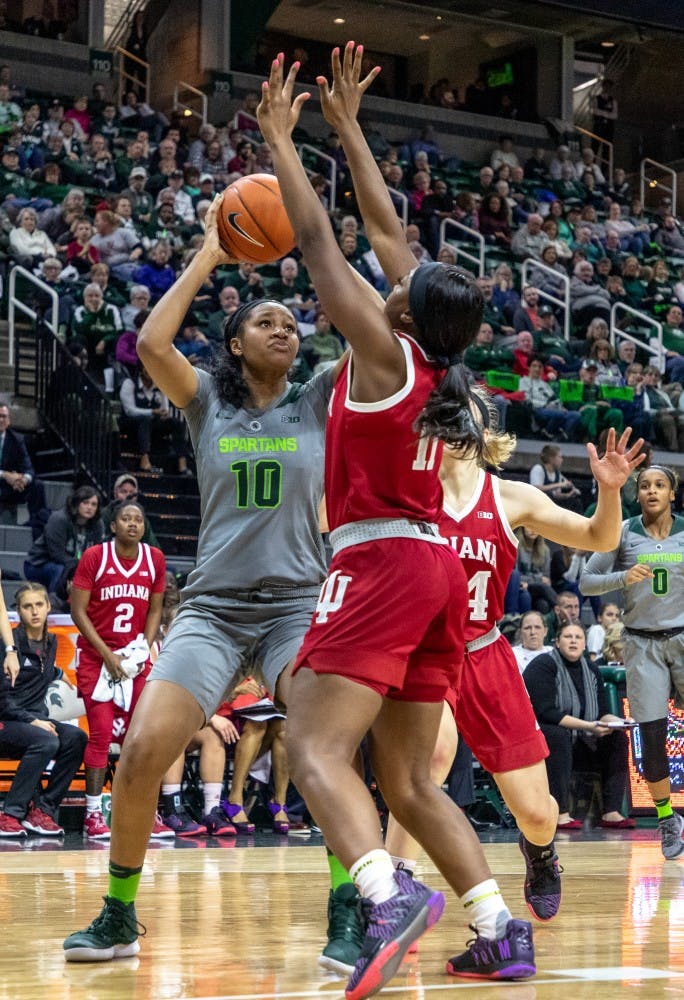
[108,862,143,905]
[655,797,674,821]
[327,848,353,892]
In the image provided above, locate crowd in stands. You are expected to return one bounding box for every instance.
[0,59,681,839]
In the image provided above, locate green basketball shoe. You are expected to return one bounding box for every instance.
[318,883,365,976]
[64,896,145,962]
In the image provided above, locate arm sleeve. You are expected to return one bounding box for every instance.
[523,655,565,725]
[72,546,99,590]
[593,664,611,717]
[3,696,36,724]
[151,548,167,593]
[42,513,70,564]
[120,379,153,419]
[529,464,545,488]
[580,547,626,595]
[13,432,34,477]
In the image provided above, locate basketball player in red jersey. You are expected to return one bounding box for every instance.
[385,400,643,950]
[259,49,538,998]
[71,501,165,840]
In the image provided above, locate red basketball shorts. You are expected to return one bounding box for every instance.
[77,649,151,769]
[294,538,466,702]
[445,634,548,774]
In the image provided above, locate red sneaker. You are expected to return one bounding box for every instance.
[0,812,27,838]
[149,813,175,840]
[22,806,64,836]
[83,810,111,840]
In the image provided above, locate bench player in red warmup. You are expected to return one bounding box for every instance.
[258,46,533,999]
[71,500,166,840]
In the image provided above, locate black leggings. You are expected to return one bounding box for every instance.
[541,723,628,814]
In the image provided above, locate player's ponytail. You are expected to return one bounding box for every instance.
[409,264,485,454]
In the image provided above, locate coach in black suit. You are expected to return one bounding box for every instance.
[0,404,48,537]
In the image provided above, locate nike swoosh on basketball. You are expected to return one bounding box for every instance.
[226,212,265,248]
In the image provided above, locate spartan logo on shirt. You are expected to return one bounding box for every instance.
[225,212,265,249]
[314,570,352,623]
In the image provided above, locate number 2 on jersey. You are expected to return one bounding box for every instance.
[468,570,491,621]
[112,602,135,633]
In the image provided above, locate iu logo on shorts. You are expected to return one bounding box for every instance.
[314,570,352,623]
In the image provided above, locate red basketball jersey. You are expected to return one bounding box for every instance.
[325,333,445,530]
[438,470,517,642]
[73,540,166,654]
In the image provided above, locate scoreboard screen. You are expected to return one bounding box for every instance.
[624,698,684,812]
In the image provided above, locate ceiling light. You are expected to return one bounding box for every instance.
[436,14,442,19]
[333,17,345,23]
[419,33,430,40]
[601,40,616,47]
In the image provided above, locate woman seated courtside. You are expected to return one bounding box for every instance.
[523,621,634,831]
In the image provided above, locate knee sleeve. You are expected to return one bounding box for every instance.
[639,718,669,784]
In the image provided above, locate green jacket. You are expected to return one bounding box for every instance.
[464,343,514,373]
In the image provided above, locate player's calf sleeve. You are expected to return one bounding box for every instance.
[639,718,670,784]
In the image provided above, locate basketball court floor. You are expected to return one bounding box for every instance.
[2,827,684,1000]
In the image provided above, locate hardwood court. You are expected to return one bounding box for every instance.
[2,837,684,1000]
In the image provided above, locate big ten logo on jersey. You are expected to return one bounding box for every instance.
[412,437,439,472]
[314,570,352,623]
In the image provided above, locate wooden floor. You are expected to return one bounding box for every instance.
[3,836,684,999]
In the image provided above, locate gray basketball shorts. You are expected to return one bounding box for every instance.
[147,592,317,720]
[623,631,684,723]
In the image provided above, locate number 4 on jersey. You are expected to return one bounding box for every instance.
[468,570,491,622]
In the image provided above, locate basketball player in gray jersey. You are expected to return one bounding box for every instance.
[64,199,347,961]
[581,465,684,859]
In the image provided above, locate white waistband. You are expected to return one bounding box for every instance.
[329,518,447,555]
[466,625,501,654]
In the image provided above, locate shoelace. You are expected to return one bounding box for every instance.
[90,897,147,938]
[328,894,364,942]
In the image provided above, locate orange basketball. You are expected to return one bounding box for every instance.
[216,174,295,263]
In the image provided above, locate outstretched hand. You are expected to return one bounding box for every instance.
[587,427,645,490]
[257,53,310,145]
[317,41,381,133]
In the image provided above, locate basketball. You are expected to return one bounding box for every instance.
[216,174,295,263]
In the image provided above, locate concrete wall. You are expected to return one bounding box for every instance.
[223,71,549,167]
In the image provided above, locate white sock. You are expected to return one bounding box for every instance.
[203,783,222,814]
[161,783,181,797]
[85,794,102,816]
[390,854,416,876]
[461,879,511,939]
[349,849,399,904]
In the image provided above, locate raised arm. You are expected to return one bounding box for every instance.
[317,43,416,286]
[505,428,644,551]
[257,55,402,386]
[136,199,235,408]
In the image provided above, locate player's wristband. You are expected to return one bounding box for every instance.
[4,645,17,653]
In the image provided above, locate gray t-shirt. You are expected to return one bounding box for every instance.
[182,367,333,596]
[581,515,684,630]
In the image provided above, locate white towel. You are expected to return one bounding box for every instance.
[91,635,151,711]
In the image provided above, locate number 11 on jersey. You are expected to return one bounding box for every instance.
[412,437,439,471]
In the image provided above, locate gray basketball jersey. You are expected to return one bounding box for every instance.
[581,515,684,630]
[181,367,333,595]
